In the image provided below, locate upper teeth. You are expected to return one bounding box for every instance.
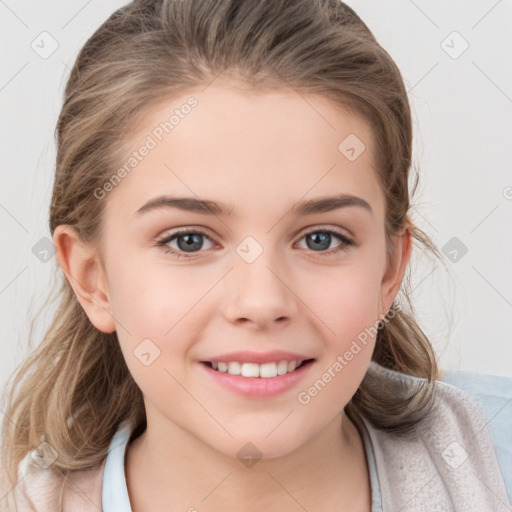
[211,360,303,378]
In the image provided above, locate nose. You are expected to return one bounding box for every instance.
[222,255,298,330]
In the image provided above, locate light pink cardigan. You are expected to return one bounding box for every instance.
[1,457,106,511]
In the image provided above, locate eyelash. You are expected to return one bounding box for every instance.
[155,226,355,259]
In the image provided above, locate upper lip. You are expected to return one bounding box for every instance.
[200,350,315,365]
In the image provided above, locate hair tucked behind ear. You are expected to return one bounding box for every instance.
[2,0,443,494]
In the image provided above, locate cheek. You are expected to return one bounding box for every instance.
[298,262,382,398]
[295,273,380,417]
[110,267,194,409]
[304,263,382,340]
[108,260,216,382]
[108,256,207,334]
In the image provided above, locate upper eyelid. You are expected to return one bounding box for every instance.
[300,224,353,238]
[157,226,214,243]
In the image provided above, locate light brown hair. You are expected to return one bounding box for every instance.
[1,0,442,495]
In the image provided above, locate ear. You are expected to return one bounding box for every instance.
[377,225,412,318]
[52,225,116,333]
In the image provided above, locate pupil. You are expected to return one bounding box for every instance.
[307,232,330,251]
[178,234,203,252]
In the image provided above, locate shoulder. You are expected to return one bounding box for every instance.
[361,363,512,510]
[3,448,105,512]
[438,368,512,501]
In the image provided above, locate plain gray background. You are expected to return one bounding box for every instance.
[1,0,511,396]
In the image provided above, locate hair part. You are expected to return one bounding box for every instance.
[2,0,443,493]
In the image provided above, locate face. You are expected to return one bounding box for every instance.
[59,80,409,460]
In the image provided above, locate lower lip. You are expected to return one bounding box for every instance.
[199,360,315,398]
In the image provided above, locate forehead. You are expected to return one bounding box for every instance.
[106,81,384,220]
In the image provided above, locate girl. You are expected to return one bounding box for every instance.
[1,1,511,510]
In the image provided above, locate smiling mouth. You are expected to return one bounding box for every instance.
[201,359,315,378]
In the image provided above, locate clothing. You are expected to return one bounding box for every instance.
[3,363,512,511]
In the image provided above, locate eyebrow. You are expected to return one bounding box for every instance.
[135,193,373,218]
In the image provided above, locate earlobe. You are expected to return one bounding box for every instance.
[52,225,116,333]
[378,226,412,317]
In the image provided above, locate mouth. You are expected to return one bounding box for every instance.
[199,357,316,398]
[200,358,316,378]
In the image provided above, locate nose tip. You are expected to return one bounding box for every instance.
[222,262,297,329]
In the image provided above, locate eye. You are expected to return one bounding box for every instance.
[296,227,354,255]
[156,228,215,258]
[156,226,355,259]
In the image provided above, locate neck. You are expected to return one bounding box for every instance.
[125,410,371,512]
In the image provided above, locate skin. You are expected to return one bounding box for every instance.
[54,79,412,512]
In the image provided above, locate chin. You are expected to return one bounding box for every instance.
[207,430,307,464]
